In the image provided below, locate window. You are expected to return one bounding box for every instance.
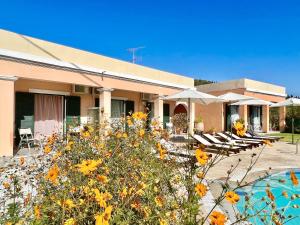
[111,99,125,118]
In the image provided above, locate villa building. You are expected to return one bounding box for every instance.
[0,29,194,156]
[196,78,287,133]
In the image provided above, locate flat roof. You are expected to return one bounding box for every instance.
[196,78,286,97]
[0,29,194,89]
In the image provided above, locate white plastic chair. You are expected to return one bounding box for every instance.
[18,128,41,150]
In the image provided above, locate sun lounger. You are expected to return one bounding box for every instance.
[224,132,263,144]
[193,134,240,153]
[245,132,282,141]
[217,132,260,148]
[203,133,250,150]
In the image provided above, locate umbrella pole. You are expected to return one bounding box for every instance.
[188,98,191,149]
[292,106,295,144]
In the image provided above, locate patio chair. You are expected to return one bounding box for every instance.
[217,132,260,148]
[192,134,240,154]
[18,128,41,151]
[224,132,264,144]
[203,133,250,150]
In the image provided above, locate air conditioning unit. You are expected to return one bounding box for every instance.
[73,85,90,94]
[141,93,152,101]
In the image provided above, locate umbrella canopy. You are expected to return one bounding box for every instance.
[164,88,222,104]
[270,98,300,107]
[218,92,254,102]
[231,99,273,106]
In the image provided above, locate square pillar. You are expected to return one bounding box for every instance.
[154,95,164,125]
[0,76,17,156]
[279,106,286,132]
[98,88,113,123]
[239,105,248,129]
[262,105,270,133]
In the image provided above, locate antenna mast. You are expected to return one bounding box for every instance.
[127,46,145,64]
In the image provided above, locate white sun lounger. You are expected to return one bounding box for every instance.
[203,133,250,149]
[225,132,264,144]
[217,132,260,147]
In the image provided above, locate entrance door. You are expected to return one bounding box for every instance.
[163,103,170,128]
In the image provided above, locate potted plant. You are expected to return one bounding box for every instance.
[171,113,188,134]
[194,116,204,132]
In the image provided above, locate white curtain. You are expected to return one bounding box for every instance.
[34,94,63,140]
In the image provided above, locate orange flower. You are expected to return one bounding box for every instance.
[34,205,41,219]
[139,129,145,137]
[76,159,102,175]
[44,145,52,154]
[195,183,207,197]
[266,188,275,201]
[45,164,60,184]
[2,182,10,189]
[19,157,25,165]
[225,191,240,204]
[290,170,299,186]
[263,139,273,147]
[195,148,208,165]
[209,211,227,225]
[97,175,109,184]
[155,196,164,207]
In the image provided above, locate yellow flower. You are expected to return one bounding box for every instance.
[65,141,74,151]
[127,119,133,126]
[225,191,240,204]
[76,159,102,175]
[97,175,109,184]
[132,112,147,120]
[5,223,13,225]
[120,187,128,199]
[195,183,207,197]
[122,133,128,138]
[45,164,60,185]
[139,129,145,137]
[159,219,168,225]
[195,148,208,165]
[44,145,52,154]
[65,199,75,209]
[234,122,246,137]
[93,189,113,208]
[116,132,122,139]
[95,206,113,225]
[64,218,76,225]
[155,196,164,207]
[52,151,62,161]
[34,205,41,219]
[209,211,227,225]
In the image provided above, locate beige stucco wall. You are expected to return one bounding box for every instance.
[0,29,194,88]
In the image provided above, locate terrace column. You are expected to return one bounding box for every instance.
[154,95,164,126]
[262,105,270,133]
[239,105,248,129]
[0,76,17,156]
[98,88,113,123]
[279,106,286,132]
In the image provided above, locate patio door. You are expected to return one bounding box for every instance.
[163,103,170,128]
[34,94,64,140]
[225,105,240,131]
[249,106,262,132]
[65,96,81,132]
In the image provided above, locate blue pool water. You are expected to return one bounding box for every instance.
[236,170,300,225]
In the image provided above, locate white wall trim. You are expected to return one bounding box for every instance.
[0,75,18,81]
[112,96,128,101]
[0,48,192,90]
[29,88,70,96]
[245,88,287,97]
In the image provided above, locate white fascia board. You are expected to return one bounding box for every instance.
[29,88,70,96]
[0,48,191,90]
[246,88,287,97]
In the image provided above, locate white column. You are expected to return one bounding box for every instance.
[154,95,164,125]
[262,105,270,133]
[0,76,17,156]
[98,88,113,123]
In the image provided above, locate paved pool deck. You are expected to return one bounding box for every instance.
[206,141,300,183]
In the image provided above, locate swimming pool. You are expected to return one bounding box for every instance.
[236,170,300,225]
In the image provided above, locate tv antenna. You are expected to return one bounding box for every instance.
[127,46,145,64]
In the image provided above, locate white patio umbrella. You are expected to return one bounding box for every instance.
[218,92,255,135]
[164,88,223,134]
[231,99,273,106]
[271,98,300,144]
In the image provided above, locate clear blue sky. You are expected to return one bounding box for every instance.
[1,0,299,95]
